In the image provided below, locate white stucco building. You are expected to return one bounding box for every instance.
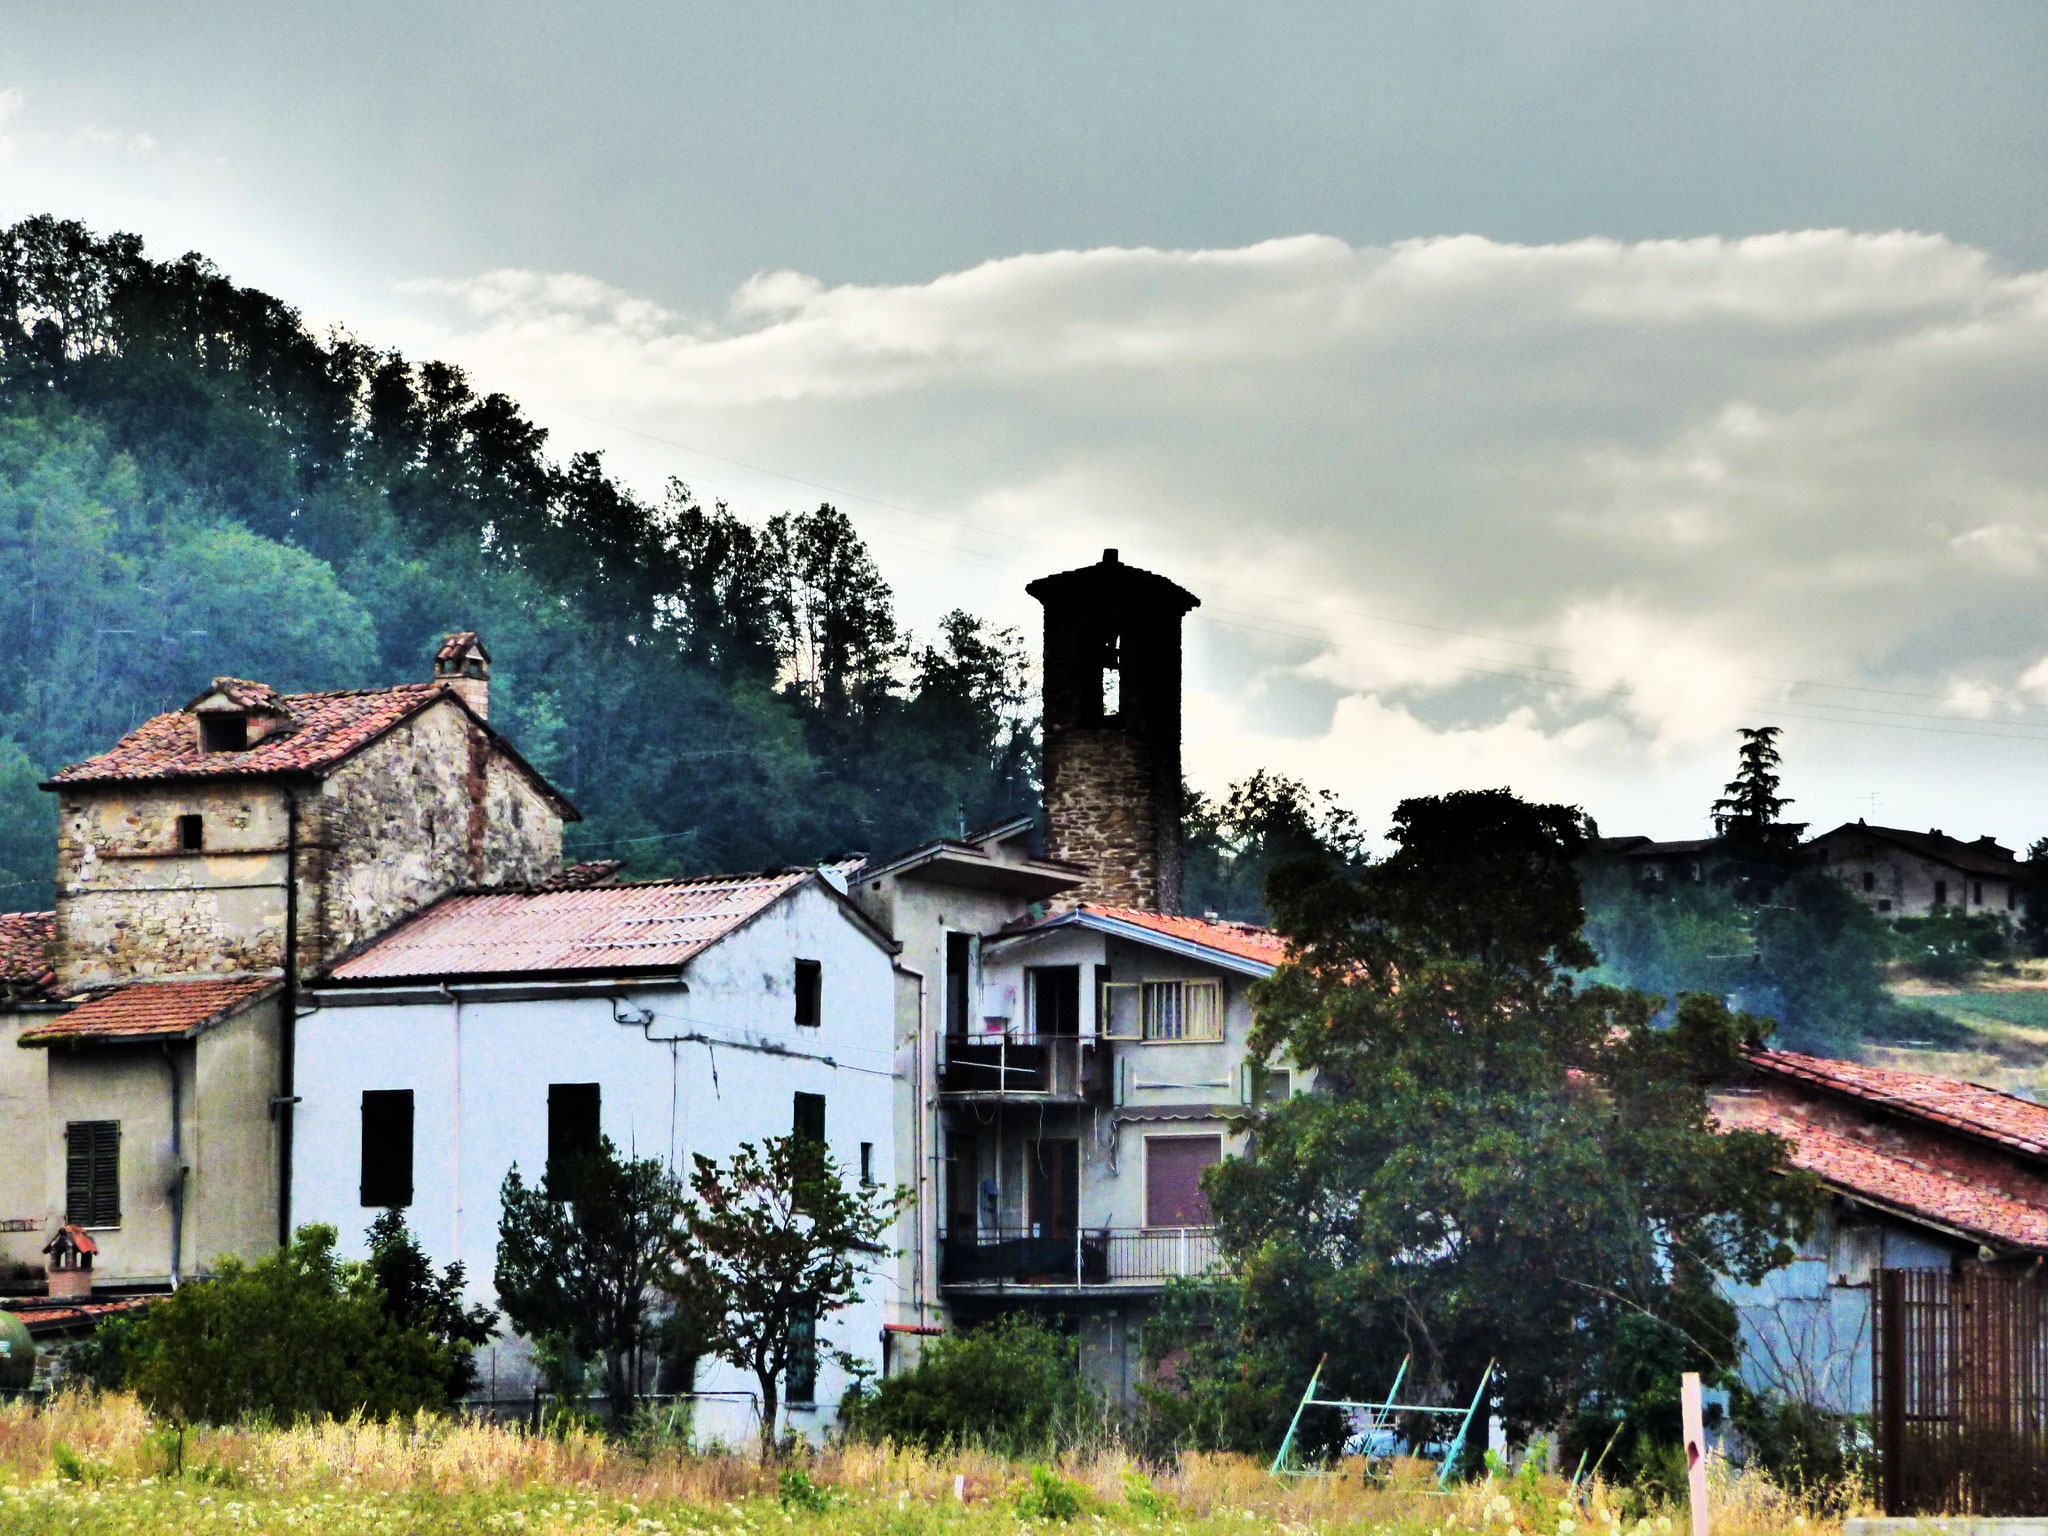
[293,865,902,1443]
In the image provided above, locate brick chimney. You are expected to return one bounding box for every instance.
[433,632,490,721]
[1027,549,1199,913]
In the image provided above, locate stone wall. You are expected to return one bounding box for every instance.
[52,783,292,991]
[313,696,562,966]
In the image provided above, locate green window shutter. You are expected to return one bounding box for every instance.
[66,1121,120,1227]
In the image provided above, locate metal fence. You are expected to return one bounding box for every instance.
[1875,1265,2048,1516]
[940,1226,1221,1288]
[938,1035,1102,1099]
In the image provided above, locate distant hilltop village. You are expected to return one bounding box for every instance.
[4,551,2048,1444]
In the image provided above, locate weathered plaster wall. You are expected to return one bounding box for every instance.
[190,1002,281,1270]
[313,699,560,965]
[43,1042,179,1284]
[52,784,291,991]
[0,1011,50,1269]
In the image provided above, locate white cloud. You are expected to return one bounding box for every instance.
[375,230,2048,844]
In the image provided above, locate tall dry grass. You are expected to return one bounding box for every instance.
[0,1391,1847,1536]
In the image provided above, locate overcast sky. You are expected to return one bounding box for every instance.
[8,4,2048,849]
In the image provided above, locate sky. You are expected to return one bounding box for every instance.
[8,4,2048,849]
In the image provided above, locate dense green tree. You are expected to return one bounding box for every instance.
[1183,769,1367,923]
[1156,790,1812,1458]
[130,1225,457,1426]
[0,216,1045,898]
[363,1209,499,1402]
[496,1139,684,1420]
[666,1133,901,1460]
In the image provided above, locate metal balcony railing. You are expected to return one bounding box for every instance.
[938,1035,1104,1099]
[940,1226,1222,1288]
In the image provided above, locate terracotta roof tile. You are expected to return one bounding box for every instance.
[539,859,627,891]
[1078,904,1289,970]
[19,976,278,1044]
[4,1294,155,1337]
[1745,1046,2048,1159]
[0,912,54,994]
[1716,1093,2048,1252]
[190,677,289,713]
[48,683,450,786]
[329,870,818,981]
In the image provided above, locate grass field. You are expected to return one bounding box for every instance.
[0,1395,1837,1536]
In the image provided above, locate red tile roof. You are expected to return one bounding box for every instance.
[1079,904,1290,970]
[1717,1093,2048,1252]
[0,912,54,994]
[48,682,449,786]
[328,870,822,981]
[3,1294,155,1338]
[19,976,278,1044]
[1746,1047,2048,1160]
[1810,822,2019,878]
[539,859,627,891]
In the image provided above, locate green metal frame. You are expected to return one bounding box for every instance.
[1270,1355,1496,1490]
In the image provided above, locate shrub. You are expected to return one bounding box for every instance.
[1015,1463,1085,1521]
[1730,1390,1872,1507]
[1890,909,2011,981]
[843,1317,1090,1454]
[131,1224,459,1425]
[63,1311,151,1392]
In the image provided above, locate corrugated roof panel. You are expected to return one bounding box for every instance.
[330,870,815,980]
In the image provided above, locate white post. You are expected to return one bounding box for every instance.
[1680,1371,1709,1536]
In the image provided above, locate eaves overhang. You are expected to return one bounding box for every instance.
[985,908,1278,978]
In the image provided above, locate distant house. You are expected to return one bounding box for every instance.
[1714,1048,2048,1413]
[1584,835,1727,890]
[1809,821,2025,920]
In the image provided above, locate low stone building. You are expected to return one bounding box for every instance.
[1809,820,2025,920]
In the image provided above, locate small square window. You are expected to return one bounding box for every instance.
[1878,899,1893,913]
[199,714,248,753]
[177,814,203,851]
[794,960,822,1028]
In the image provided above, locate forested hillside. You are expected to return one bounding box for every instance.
[0,217,1037,908]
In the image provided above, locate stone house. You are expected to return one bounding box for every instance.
[7,634,577,1290]
[1714,1048,2048,1414]
[1809,820,2025,920]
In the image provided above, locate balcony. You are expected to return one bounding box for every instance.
[940,1227,1222,1290]
[939,1035,1104,1101]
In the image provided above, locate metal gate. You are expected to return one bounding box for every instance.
[1875,1265,2048,1515]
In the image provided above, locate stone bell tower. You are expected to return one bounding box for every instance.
[1026,549,1200,913]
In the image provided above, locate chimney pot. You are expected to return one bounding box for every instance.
[433,631,491,722]
[1103,548,1118,563]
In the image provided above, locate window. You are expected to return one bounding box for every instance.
[1118,979,1222,1041]
[1862,871,1875,892]
[547,1083,601,1183]
[1029,966,1080,1037]
[1252,1066,1292,1105]
[360,1090,414,1207]
[1974,881,1984,906]
[1098,632,1122,721]
[1829,1223,1882,1288]
[794,959,822,1028]
[2011,889,2019,911]
[177,814,204,851]
[945,933,973,1035]
[793,1091,826,1146]
[1144,1135,1221,1227]
[65,1120,120,1228]
[859,1141,874,1185]
[198,713,248,752]
[946,1131,980,1238]
[1878,899,1893,913]
[786,1307,819,1404]
[1028,1138,1079,1234]
[1934,880,1948,908]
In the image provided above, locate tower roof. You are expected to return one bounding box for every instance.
[1025,549,1200,614]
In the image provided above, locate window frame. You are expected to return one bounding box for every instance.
[1140,979,1223,1042]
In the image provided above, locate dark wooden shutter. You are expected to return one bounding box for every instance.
[1144,1135,1221,1227]
[792,1091,826,1145]
[360,1090,415,1207]
[547,1083,601,1182]
[65,1121,120,1227]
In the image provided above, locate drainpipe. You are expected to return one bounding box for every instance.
[275,786,300,1250]
[439,984,462,1266]
[162,1041,184,1289]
